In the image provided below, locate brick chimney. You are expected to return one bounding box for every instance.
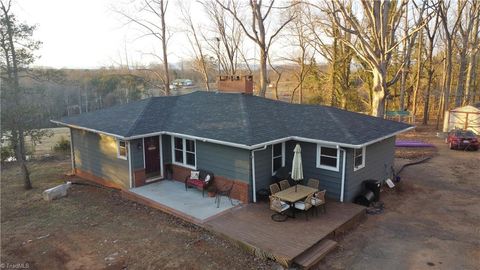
[216,75,253,94]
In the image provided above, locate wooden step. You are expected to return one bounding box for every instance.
[293,239,338,269]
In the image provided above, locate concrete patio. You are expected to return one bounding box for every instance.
[125,180,240,223]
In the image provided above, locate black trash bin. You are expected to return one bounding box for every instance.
[363,179,381,202]
[354,190,375,206]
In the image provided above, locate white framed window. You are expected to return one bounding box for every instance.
[353,147,366,171]
[172,136,196,169]
[271,142,285,175]
[316,145,339,171]
[117,139,128,160]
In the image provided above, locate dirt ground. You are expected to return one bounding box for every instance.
[320,126,480,270]
[1,126,479,270]
[0,158,274,270]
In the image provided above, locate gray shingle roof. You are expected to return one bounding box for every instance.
[54,91,412,147]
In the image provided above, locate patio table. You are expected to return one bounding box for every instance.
[274,185,318,218]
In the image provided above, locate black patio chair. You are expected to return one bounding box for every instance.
[215,182,235,208]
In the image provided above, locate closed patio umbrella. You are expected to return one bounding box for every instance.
[291,144,303,191]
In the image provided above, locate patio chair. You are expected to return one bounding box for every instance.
[215,182,235,208]
[269,196,290,221]
[279,180,290,191]
[311,190,326,216]
[269,183,281,195]
[307,178,320,190]
[185,169,214,197]
[294,193,314,220]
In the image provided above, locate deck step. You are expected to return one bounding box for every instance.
[293,239,338,269]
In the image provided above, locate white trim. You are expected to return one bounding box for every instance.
[50,120,126,139]
[69,128,75,173]
[159,135,164,178]
[127,141,133,188]
[142,138,146,169]
[340,149,346,202]
[116,139,128,160]
[171,136,197,170]
[353,146,366,171]
[316,144,340,172]
[271,142,285,175]
[252,145,268,203]
[51,121,414,150]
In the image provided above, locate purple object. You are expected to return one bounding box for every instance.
[395,140,435,148]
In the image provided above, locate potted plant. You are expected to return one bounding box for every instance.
[207,186,217,197]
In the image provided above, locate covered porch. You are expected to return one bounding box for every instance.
[122,180,240,224]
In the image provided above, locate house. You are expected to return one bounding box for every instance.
[52,76,413,204]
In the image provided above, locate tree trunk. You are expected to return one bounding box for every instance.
[371,69,386,117]
[412,32,423,116]
[258,48,268,97]
[443,40,453,115]
[160,0,170,96]
[16,130,32,190]
[465,17,479,105]
[454,46,468,107]
[423,39,435,125]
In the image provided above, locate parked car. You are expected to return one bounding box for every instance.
[446,129,479,150]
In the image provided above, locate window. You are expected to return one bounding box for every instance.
[316,145,339,171]
[354,147,366,171]
[117,139,127,160]
[172,136,196,168]
[272,142,285,175]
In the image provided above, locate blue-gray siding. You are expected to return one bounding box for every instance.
[130,138,144,170]
[71,128,130,189]
[285,141,344,201]
[162,135,172,163]
[344,137,396,202]
[196,141,251,183]
[253,145,273,192]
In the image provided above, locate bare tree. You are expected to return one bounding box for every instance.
[438,0,464,115]
[201,0,243,76]
[286,2,314,104]
[464,10,479,104]
[306,1,354,109]
[115,0,171,95]
[453,0,480,106]
[216,0,296,97]
[399,2,424,110]
[179,1,210,90]
[422,2,441,124]
[329,0,428,117]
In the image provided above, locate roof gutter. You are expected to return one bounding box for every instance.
[51,120,414,150]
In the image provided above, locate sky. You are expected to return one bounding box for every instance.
[12,0,305,69]
[13,0,212,69]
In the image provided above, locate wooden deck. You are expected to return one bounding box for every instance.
[204,201,366,267]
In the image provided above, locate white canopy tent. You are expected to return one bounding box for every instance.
[443,105,480,134]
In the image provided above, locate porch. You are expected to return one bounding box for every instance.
[204,201,366,268]
[122,180,240,224]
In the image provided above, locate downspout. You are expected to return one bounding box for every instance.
[128,141,133,188]
[340,149,346,203]
[251,145,268,203]
[69,128,75,174]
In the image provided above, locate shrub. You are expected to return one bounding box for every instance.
[1,144,15,162]
[53,136,70,152]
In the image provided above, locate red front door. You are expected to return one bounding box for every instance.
[144,136,161,178]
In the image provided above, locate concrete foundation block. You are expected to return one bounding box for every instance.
[43,182,72,201]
